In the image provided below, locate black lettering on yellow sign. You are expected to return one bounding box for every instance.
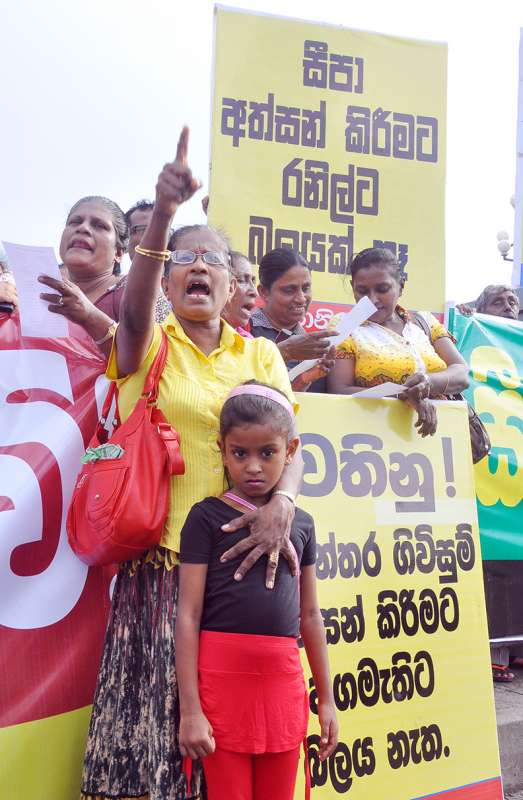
[376,587,459,638]
[316,531,381,580]
[387,723,450,769]
[393,523,475,583]
[308,649,435,713]
[320,595,366,645]
[307,734,376,793]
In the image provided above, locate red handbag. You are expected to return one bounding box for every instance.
[67,330,185,565]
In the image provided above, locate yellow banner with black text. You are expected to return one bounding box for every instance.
[210,7,447,317]
[295,394,501,799]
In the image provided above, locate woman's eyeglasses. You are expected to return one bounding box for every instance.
[170,250,228,268]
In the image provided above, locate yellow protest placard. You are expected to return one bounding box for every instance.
[295,395,501,799]
[210,7,447,314]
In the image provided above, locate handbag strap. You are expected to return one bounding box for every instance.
[99,381,117,426]
[142,328,169,404]
[96,328,169,441]
[412,311,432,341]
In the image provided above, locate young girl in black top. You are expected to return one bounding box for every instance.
[176,382,338,800]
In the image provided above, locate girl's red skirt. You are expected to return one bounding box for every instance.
[198,630,309,754]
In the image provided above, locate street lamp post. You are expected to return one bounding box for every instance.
[496,230,514,262]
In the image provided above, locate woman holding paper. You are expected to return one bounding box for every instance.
[327,247,468,437]
[38,196,129,343]
[250,247,337,391]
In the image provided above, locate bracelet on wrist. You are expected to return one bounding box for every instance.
[272,490,296,506]
[429,373,449,397]
[135,244,171,262]
[94,321,117,346]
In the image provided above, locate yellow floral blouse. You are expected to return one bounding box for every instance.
[335,308,453,388]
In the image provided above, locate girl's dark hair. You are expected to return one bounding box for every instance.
[259,248,309,290]
[349,247,404,285]
[220,380,295,441]
[67,196,129,251]
[164,224,231,277]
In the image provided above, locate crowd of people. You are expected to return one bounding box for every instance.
[0,126,521,800]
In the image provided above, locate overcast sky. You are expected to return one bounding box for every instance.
[1,0,522,301]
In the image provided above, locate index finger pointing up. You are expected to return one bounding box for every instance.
[175,126,189,165]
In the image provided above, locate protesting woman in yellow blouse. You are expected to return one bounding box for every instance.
[327,247,469,436]
[80,128,303,800]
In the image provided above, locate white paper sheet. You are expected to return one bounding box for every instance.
[2,242,68,338]
[328,296,377,347]
[287,297,377,382]
[288,358,318,381]
[354,382,404,398]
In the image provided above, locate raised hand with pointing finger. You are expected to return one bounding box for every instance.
[155,127,201,218]
[117,127,203,375]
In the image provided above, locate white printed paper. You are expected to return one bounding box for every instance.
[328,296,377,347]
[2,242,68,338]
[354,382,404,398]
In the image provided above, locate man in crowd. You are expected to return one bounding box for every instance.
[124,200,172,320]
[124,199,155,263]
[475,284,521,320]
[458,284,521,321]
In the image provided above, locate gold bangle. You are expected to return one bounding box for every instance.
[135,244,171,262]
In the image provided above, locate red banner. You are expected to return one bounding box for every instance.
[0,312,112,728]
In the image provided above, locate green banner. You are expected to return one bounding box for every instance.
[449,310,523,560]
